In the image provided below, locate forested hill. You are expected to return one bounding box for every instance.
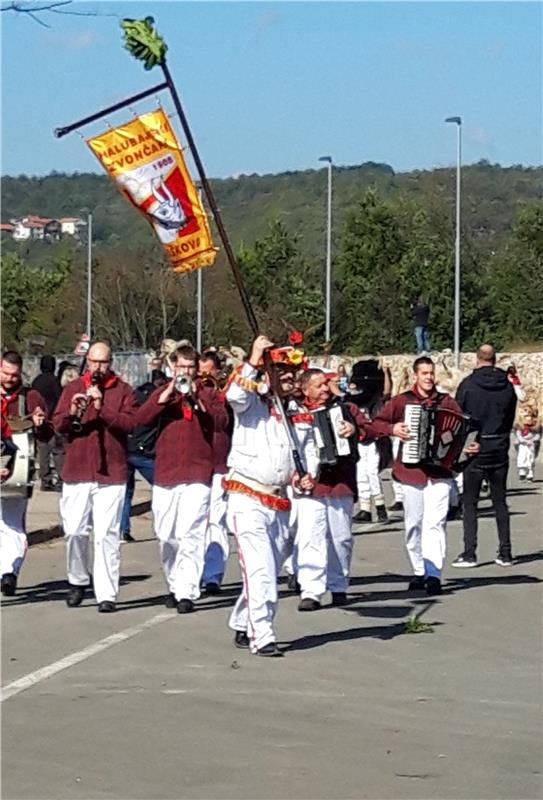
[2,161,541,257]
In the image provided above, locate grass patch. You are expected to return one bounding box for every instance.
[404,616,434,634]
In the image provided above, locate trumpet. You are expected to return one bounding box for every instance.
[198,369,231,391]
[174,374,193,395]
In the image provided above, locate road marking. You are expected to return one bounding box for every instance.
[1,611,173,703]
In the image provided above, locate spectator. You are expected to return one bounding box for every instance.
[31,355,63,491]
[451,344,517,568]
[410,296,430,354]
[506,364,526,402]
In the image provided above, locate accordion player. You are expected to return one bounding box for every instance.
[401,402,478,471]
[310,403,359,466]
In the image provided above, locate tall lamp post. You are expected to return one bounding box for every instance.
[445,116,462,368]
[86,212,93,341]
[318,155,333,343]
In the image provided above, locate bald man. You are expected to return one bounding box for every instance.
[53,343,138,612]
[452,344,517,568]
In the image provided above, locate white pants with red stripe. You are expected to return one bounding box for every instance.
[60,482,126,603]
[402,480,452,578]
[202,473,229,586]
[296,494,354,600]
[391,437,404,502]
[152,483,210,601]
[357,441,384,511]
[0,495,28,577]
[227,492,290,653]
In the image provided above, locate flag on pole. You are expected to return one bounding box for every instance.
[87,108,217,272]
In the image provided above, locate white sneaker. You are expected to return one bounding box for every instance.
[495,556,513,567]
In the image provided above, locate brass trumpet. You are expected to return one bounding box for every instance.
[198,369,230,390]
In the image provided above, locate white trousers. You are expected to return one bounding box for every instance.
[357,442,384,510]
[402,480,452,578]
[282,489,299,576]
[296,494,354,600]
[202,473,229,585]
[517,444,535,476]
[60,482,126,603]
[0,495,28,576]
[152,483,210,601]
[227,492,290,653]
[391,437,404,502]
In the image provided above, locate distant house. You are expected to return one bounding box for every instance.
[59,217,86,237]
[0,223,15,235]
[11,215,61,242]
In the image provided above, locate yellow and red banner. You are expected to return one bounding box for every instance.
[87,108,217,272]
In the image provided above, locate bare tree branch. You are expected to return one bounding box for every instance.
[1,1,119,24]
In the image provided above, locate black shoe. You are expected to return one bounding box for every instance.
[164,593,176,608]
[451,554,477,568]
[66,584,85,607]
[388,501,403,512]
[408,575,426,591]
[98,601,116,613]
[425,577,442,596]
[519,474,526,481]
[204,581,221,596]
[331,591,348,607]
[298,598,321,612]
[376,505,388,522]
[41,483,56,492]
[122,531,136,543]
[234,631,250,649]
[1,573,17,597]
[287,574,301,594]
[353,510,372,523]
[256,642,283,657]
[177,598,194,614]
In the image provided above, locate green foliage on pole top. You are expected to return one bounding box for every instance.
[121,17,168,71]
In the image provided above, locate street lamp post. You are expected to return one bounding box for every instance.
[86,212,93,341]
[318,155,333,343]
[445,116,462,369]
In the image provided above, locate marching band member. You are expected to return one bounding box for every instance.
[199,350,234,594]
[53,342,138,612]
[136,344,228,613]
[371,356,479,595]
[1,350,50,596]
[225,335,313,657]
[295,368,369,611]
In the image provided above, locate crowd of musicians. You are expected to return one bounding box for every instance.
[1,333,535,657]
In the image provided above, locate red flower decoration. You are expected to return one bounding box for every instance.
[288,330,304,345]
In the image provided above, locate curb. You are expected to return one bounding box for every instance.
[27,500,151,547]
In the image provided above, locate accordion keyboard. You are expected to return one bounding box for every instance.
[402,404,422,464]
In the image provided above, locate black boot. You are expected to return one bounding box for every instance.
[1,573,17,596]
[376,505,388,522]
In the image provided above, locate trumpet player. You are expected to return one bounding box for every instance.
[53,342,138,612]
[136,344,229,613]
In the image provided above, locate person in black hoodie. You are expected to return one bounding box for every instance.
[451,344,517,568]
[31,355,63,491]
[119,369,167,542]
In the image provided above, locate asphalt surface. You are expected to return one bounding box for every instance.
[2,469,542,800]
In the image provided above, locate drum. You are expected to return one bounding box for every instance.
[1,430,36,497]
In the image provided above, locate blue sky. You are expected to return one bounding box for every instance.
[1,1,541,178]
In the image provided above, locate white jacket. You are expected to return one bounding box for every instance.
[226,363,315,487]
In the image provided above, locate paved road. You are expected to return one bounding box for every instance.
[2,470,542,800]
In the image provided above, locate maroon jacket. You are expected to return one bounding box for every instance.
[2,385,54,442]
[311,401,372,499]
[371,387,462,486]
[53,373,138,484]
[136,382,229,487]
[213,395,233,475]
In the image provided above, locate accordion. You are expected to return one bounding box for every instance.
[311,404,358,466]
[401,403,478,471]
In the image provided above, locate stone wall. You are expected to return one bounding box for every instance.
[314,350,543,418]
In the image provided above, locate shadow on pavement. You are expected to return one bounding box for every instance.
[281,618,444,651]
[2,573,153,607]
